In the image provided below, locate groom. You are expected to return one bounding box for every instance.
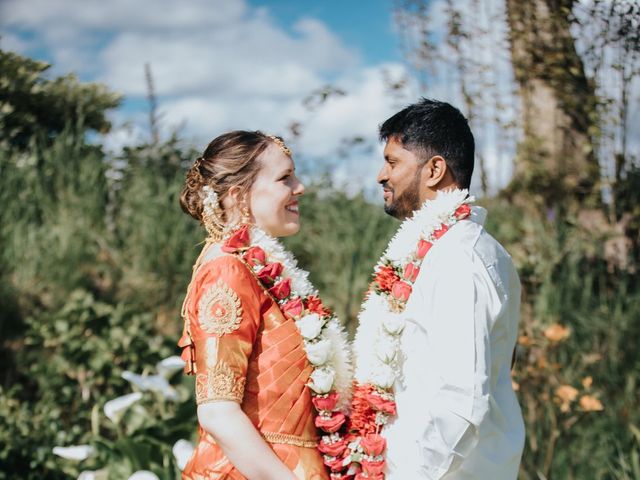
[350,99,524,479]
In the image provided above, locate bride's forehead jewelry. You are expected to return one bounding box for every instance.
[268,135,292,157]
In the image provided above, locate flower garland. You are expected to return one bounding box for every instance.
[220,224,353,477]
[347,189,473,479]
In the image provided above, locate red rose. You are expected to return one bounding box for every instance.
[361,459,386,476]
[403,263,420,283]
[221,225,250,253]
[242,246,266,266]
[313,392,339,412]
[366,393,397,415]
[455,203,471,219]
[281,297,304,319]
[360,433,386,456]
[417,239,432,259]
[324,455,345,472]
[374,265,400,292]
[356,474,383,480]
[391,281,412,302]
[269,278,291,300]
[316,412,346,433]
[305,295,331,316]
[257,262,283,285]
[433,224,449,240]
[318,437,347,457]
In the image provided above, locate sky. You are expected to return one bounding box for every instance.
[2,0,637,195]
[1,0,421,195]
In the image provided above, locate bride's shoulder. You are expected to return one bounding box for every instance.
[196,252,255,286]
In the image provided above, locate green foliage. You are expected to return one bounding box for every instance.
[0,49,121,149]
[0,291,179,478]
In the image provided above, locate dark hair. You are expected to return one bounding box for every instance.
[379,98,475,189]
[180,130,274,222]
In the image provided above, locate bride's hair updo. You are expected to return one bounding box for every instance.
[180,130,274,223]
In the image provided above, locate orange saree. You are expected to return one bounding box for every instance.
[178,254,328,480]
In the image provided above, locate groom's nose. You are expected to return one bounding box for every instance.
[377,164,389,184]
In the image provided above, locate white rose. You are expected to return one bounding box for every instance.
[52,445,94,461]
[103,392,142,424]
[374,337,397,364]
[304,339,332,366]
[370,364,397,389]
[382,313,405,335]
[296,313,324,340]
[308,368,335,394]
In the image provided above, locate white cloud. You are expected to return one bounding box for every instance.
[1,0,444,192]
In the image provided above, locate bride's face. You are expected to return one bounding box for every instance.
[248,143,305,237]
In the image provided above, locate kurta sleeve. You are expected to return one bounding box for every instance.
[417,251,494,479]
[188,255,263,405]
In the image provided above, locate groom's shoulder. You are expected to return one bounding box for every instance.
[446,220,516,271]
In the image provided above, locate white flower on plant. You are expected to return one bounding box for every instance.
[128,471,160,480]
[156,356,185,378]
[77,472,97,480]
[382,313,405,335]
[370,364,396,389]
[121,371,178,401]
[296,313,324,340]
[374,337,397,364]
[104,392,143,423]
[172,439,195,471]
[308,367,335,394]
[52,445,94,461]
[304,339,332,366]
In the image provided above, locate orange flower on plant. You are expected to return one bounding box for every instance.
[555,384,579,412]
[517,335,533,346]
[581,376,593,389]
[579,395,604,412]
[543,323,570,342]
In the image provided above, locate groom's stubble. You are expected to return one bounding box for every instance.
[383,167,423,220]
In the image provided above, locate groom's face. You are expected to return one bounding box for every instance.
[377,136,423,219]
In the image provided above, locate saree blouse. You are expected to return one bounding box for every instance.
[179,253,328,480]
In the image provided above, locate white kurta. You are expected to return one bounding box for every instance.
[383,206,525,479]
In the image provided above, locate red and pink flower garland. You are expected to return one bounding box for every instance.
[348,193,473,479]
[221,225,352,477]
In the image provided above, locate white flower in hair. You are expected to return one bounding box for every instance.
[201,185,219,217]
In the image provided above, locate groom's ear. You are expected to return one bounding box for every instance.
[423,155,448,188]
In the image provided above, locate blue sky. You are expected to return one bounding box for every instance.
[2,0,426,193]
[2,0,638,195]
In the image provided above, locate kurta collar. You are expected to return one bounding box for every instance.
[470,206,487,226]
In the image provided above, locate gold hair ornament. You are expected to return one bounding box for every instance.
[200,185,227,242]
[268,135,292,157]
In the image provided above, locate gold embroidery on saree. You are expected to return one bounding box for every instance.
[198,279,243,335]
[196,360,245,404]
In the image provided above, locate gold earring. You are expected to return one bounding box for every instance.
[241,204,251,224]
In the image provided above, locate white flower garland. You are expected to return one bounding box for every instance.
[353,188,472,388]
[246,226,353,412]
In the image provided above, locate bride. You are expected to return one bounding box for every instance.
[177,131,351,479]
